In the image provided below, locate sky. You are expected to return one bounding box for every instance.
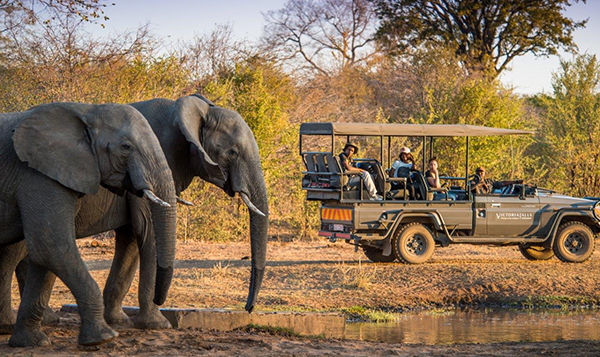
[89,0,600,95]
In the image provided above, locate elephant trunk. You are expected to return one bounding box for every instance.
[150,175,177,305]
[244,168,269,313]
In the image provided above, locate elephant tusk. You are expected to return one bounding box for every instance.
[176,196,194,206]
[143,189,171,208]
[240,192,266,217]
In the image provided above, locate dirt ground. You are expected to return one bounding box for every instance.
[5,238,600,355]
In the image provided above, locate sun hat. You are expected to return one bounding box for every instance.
[344,142,359,154]
[399,147,411,155]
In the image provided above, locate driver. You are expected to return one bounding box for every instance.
[339,143,382,200]
[470,167,522,194]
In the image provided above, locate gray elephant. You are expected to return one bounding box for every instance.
[0,95,269,338]
[104,94,268,319]
[0,102,177,346]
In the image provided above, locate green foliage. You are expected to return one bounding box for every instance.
[179,58,318,241]
[1,12,597,244]
[534,54,600,197]
[400,48,535,181]
[375,0,587,77]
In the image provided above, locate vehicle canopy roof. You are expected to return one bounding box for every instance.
[299,122,534,137]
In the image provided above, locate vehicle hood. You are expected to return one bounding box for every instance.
[538,192,598,208]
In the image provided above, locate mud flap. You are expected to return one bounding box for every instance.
[382,238,392,256]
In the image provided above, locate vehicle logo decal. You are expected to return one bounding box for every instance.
[495,212,533,220]
[322,208,352,221]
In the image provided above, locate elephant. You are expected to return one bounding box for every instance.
[0,102,177,346]
[0,95,269,340]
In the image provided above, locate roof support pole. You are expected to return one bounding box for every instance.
[465,136,470,199]
[380,135,384,164]
[429,137,434,160]
[422,136,426,171]
[332,135,335,154]
[387,137,391,168]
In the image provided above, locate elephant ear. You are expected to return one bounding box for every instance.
[12,103,101,195]
[172,96,224,181]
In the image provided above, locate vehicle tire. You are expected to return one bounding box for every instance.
[518,245,554,261]
[392,223,435,264]
[362,245,396,263]
[552,221,595,263]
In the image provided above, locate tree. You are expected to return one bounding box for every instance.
[263,0,378,76]
[0,0,112,33]
[535,54,600,197]
[374,0,587,77]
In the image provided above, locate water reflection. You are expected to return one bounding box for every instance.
[344,310,600,344]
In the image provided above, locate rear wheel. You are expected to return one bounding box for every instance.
[552,221,595,263]
[392,223,435,264]
[362,245,396,263]
[518,245,554,261]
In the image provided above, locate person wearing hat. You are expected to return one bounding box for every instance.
[470,167,523,195]
[339,142,382,200]
[390,146,415,178]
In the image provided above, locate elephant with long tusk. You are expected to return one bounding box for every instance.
[0,94,269,334]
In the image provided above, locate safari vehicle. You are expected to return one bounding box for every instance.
[300,122,600,264]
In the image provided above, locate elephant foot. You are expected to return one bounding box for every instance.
[78,321,118,346]
[104,307,131,325]
[8,328,50,347]
[42,306,60,326]
[0,309,17,334]
[133,309,172,330]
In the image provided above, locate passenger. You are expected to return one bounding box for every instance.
[425,157,456,200]
[470,167,522,194]
[339,142,382,201]
[390,147,415,178]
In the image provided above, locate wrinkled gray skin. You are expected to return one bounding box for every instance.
[0,95,269,338]
[0,102,177,346]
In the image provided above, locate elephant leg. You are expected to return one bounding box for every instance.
[133,232,171,329]
[8,262,55,347]
[15,258,61,327]
[103,225,139,325]
[0,242,27,334]
[11,245,118,346]
[10,195,118,347]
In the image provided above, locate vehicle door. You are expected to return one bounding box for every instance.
[484,191,542,237]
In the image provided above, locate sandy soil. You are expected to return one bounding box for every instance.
[5,238,600,354]
[26,238,599,311]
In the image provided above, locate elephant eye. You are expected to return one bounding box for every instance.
[121,143,132,152]
[229,148,239,158]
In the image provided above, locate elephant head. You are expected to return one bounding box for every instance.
[170,95,268,312]
[12,102,177,304]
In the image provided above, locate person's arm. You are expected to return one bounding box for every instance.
[341,158,353,171]
[390,161,398,177]
[341,155,363,173]
[426,171,440,188]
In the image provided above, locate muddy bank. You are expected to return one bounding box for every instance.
[0,312,599,356]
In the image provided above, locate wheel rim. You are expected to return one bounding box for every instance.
[563,232,587,255]
[405,234,426,256]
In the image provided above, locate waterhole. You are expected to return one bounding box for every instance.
[344,310,600,344]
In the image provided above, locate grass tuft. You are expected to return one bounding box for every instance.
[342,306,401,322]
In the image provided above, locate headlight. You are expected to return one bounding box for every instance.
[593,201,600,221]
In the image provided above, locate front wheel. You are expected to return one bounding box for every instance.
[552,221,595,263]
[392,223,435,264]
[362,245,396,263]
[518,245,554,261]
